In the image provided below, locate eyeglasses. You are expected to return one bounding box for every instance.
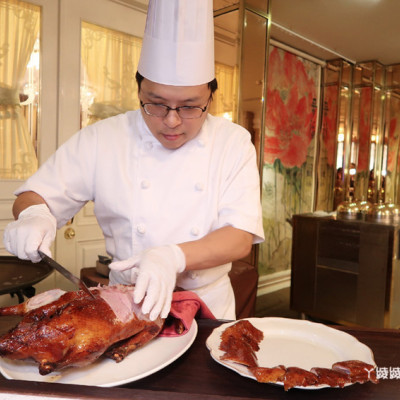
[140,99,210,119]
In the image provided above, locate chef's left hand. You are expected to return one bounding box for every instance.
[109,244,186,320]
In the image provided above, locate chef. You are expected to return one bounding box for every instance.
[3,0,264,321]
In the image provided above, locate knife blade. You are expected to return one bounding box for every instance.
[38,250,95,299]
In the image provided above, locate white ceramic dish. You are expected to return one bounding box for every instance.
[206,317,376,390]
[0,320,197,387]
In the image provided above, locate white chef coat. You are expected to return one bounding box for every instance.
[16,110,264,319]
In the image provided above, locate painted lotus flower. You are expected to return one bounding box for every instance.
[264,47,318,168]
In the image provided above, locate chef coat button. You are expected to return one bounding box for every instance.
[188,271,198,279]
[136,224,146,234]
[191,227,200,236]
[141,180,150,189]
[195,182,204,191]
[145,142,153,150]
[197,138,205,147]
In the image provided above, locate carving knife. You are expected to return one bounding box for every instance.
[38,250,95,299]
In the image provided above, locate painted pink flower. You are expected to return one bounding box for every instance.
[264,47,318,168]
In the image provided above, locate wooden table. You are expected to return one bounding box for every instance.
[0,319,399,399]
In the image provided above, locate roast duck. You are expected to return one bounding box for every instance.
[219,320,379,391]
[0,284,163,375]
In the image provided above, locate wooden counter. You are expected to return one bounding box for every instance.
[0,319,399,399]
[291,214,400,328]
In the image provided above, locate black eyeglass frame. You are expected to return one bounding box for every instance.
[140,98,211,119]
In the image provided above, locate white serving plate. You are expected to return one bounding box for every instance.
[0,320,197,387]
[206,317,376,390]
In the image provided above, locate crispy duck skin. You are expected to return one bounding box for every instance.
[105,323,163,362]
[249,365,286,383]
[310,367,351,388]
[220,320,264,352]
[283,367,319,391]
[219,320,264,367]
[332,360,379,384]
[0,289,66,316]
[220,335,259,367]
[0,285,163,375]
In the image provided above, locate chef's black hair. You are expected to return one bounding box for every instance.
[135,71,218,98]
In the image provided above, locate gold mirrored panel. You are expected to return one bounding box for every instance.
[245,0,269,14]
[318,60,398,210]
[239,9,268,166]
[383,64,400,203]
[318,60,352,210]
[213,0,239,11]
[351,62,385,204]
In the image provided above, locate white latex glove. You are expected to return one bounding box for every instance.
[109,244,186,320]
[3,204,57,263]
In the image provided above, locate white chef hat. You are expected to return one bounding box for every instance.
[137,0,215,86]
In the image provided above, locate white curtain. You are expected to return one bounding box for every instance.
[80,22,238,126]
[81,21,142,126]
[0,0,39,179]
[209,62,238,120]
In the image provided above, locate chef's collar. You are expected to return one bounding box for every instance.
[138,112,159,144]
[194,118,209,147]
[138,111,209,148]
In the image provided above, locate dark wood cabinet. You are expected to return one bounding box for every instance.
[291,214,400,328]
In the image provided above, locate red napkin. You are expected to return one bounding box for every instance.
[159,291,216,337]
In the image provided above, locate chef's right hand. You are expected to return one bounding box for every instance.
[109,245,186,321]
[3,204,57,263]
